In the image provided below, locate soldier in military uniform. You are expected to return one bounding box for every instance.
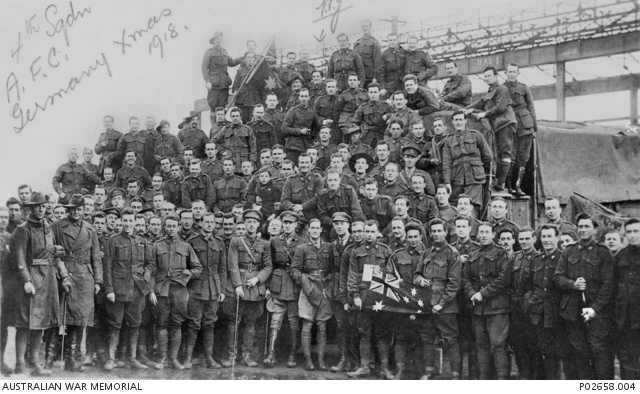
[613,218,640,379]
[222,210,272,367]
[11,192,70,376]
[384,92,422,139]
[399,144,435,196]
[404,36,438,86]
[442,110,493,212]
[181,159,215,211]
[95,115,123,177]
[314,79,341,145]
[505,63,537,197]
[553,213,615,379]
[352,83,391,148]
[451,215,480,379]
[178,113,209,160]
[379,162,410,199]
[184,213,227,369]
[202,142,224,183]
[347,152,374,198]
[284,74,304,113]
[294,49,316,87]
[441,61,473,108]
[279,52,298,88]
[103,208,155,371]
[346,220,394,379]
[524,223,577,379]
[280,153,324,223]
[51,194,102,372]
[376,33,406,98]
[162,163,183,208]
[414,218,462,380]
[407,173,439,226]
[534,198,577,250]
[232,53,264,123]
[149,214,201,370]
[247,104,277,156]
[490,198,521,250]
[142,117,160,176]
[115,150,151,190]
[464,66,518,192]
[317,169,365,240]
[201,31,242,111]
[263,211,305,368]
[462,222,512,379]
[291,219,335,370]
[283,88,328,164]
[154,121,184,171]
[215,107,257,172]
[383,216,407,252]
[353,20,381,88]
[178,210,195,241]
[264,94,286,146]
[315,128,339,171]
[508,227,544,379]
[116,117,149,169]
[52,148,103,205]
[82,148,99,177]
[419,118,451,188]
[213,158,247,213]
[327,33,365,93]
[308,71,326,106]
[403,74,440,116]
[360,178,397,232]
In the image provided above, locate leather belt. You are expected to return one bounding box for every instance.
[304,269,329,277]
[61,254,90,264]
[168,268,185,278]
[273,263,289,270]
[239,263,261,273]
[32,258,54,266]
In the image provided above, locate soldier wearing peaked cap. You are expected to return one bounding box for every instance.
[11,192,71,376]
[222,209,272,368]
[51,194,103,372]
[263,210,306,368]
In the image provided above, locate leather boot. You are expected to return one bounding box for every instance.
[73,326,86,372]
[29,330,51,377]
[286,330,298,368]
[515,165,526,197]
[14,328,29,375]
[378,338,394,380]
[43,331,57,370]
[506,164,516,194]
[103,330,119,371]
[240,323,258,367]
[203,328,221,369]
[153,328,168,370]
[493,161,511,192]
[420,366,436,380]
[301,325,315,371]
[330,332,348,372]
[221,324,236,368]
[64,326,77,371]
[395,362,405,380]
[263,328,279,368]
[347,358,371,378]
[168,328,184,370]
[242,351,258,367]
[136,328,153,367]
[182,328,198,369]
[317,323,327,371]
[127,329,148,370]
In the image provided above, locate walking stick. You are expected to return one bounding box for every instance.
[263,307,270,358]
[581,290,590,328]
[232,295,240,374]
[59,293,67,371]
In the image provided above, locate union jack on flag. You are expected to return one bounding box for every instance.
[362,264,432,316]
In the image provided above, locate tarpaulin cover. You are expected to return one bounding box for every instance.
[535,121,640,204]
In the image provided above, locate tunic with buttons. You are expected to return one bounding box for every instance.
[442,129,493,186]
[524,248,563,327]
[52,161,103,204]
[414,240,462,313]
[448,216,481,245]
[104,232,155,302]
[376,46,407,93]
[178,128,210,159]
[466,83,517,132]
[51,218,102,326]
[405,86,440,116]
[247,118,277,156]
[362,195,397,232]
[404,50,438,84]
[216,123,257,171]
[213,174,247,213]
[378,178,410,200]
[327,48,365,92]
[314,142,338,171]
[264,108,286,146]
[330,236,355,304]
[116,131,148,168]
[442,74,473,107]
[407,192,439,225]
[162,177,183,207]
[553,239,614,321]
[280,172,324,221]
[269,234,305,301]
[354,35,382,82]
[613,245,640,330]
[390,242,427,284]
[182,173,215,211]
[336,88,369,133]
[462,242,512,315]
[115,164,151,189]
[509,248,538,311]
[384,106,421,139]
[202,158,224,184]
[313,94,340,140]
[291,239,335,321]
[398,168,435,196]
[308,82,326,107]
[95,129,123,174]
[187,233,226,301]
[491,218,521,249]
[317,185,365,233]
[352,100,391,141]
[347,240,392,301]
[282,104,322,153]
[142,129,162,174]
[201,46,240,89]
[505,80,538,136]
[152,237,202,297]
[225,235,272,301]
[154,133,184,165]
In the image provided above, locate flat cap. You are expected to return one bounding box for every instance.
[103,207,121,218]
[279,211,299,223]
[401,144,421,158]
[243,209,262,222]
[332,212,352,223]
[109,188,126,200]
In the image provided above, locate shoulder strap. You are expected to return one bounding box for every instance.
[238,236,257,264]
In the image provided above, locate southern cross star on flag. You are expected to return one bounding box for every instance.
[362,264,432,317]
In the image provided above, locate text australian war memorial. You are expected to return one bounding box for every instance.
[1,0,640,381]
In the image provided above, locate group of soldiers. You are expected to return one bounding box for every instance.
[0,20,638,381]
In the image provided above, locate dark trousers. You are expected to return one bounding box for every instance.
[496,124,516,161]
[222,298,263,355]
[153,285,189,330]
[565,317,613,380]
[105,289,146,330]
[533,315,577,379]
[472,313,510,379]
[617,328,640,380]
[207,88,229,111]
[421,313,462,374]
[513,133,533,166]
[354,309,390,363]
[187,298,220,330]
[509,304,544,379]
